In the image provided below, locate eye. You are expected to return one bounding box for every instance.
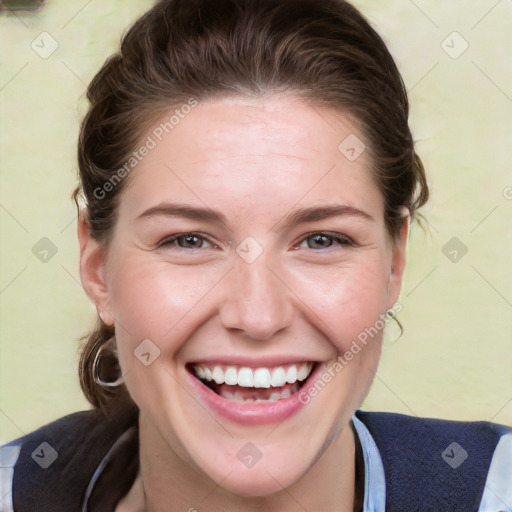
[158,232,216,250]
[296,232,354,250]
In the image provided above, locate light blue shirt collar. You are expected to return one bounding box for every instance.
[352,414,386,512]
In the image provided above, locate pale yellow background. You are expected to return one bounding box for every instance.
[0,0,511,443]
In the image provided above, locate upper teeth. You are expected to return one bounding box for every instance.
[193,363,313,388]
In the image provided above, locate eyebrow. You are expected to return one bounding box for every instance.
[136,202,374,229]
[278,204,375,230]
[136,203,228,226]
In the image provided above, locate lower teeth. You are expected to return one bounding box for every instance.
[217,383,299,403]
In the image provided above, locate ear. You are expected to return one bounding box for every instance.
[77,211,115,325]
[387,212,409,308]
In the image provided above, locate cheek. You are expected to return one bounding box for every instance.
[106,253,228,407]
[107,252,227,340]
[105,256,230,406]
[294,257,391,352]
[296,261,390,415]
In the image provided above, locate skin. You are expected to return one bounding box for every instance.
[78,94,409,511]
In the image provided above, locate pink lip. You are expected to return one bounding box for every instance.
[186,363,323,426]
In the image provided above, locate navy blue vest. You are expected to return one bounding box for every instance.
[355,410,509,511]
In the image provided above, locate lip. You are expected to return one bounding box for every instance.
[186,362,323,426]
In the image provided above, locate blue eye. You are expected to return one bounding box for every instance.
[159,233,215,250]
[299,232,353,250]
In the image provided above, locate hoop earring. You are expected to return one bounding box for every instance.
[385,308,396,319]
[93,340,125,388]
[384,308,403,340]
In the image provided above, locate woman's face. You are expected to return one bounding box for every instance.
[81,94,407,496]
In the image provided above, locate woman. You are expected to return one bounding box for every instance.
[1,0,510,510]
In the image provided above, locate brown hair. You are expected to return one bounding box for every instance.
[75,0,429,408]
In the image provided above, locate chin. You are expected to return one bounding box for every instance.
[217,464,304,498]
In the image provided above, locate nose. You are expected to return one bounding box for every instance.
[219,255,295,341]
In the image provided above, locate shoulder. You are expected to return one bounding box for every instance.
[355,410,512,511]
[0,400,138,512]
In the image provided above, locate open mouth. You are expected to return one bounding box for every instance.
[187,362,317,403]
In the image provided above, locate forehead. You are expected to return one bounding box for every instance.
[119,94,384,224]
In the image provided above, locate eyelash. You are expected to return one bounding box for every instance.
[158,231,354,251]
[296,231,355,250]
[158,232,217,250]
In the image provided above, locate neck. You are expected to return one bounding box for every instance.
[133,413,359,512]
